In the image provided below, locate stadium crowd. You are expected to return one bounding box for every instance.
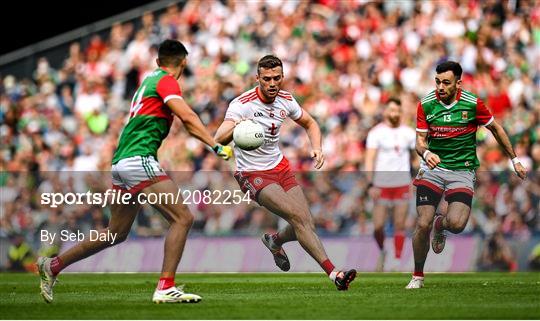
[0,0,539,271]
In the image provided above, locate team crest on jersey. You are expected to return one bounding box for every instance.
[254,177,263,186]
[280,110,286,118]
[462,111,468,120]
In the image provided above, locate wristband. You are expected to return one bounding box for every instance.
[511,157,520,165]
[422,150,431,160]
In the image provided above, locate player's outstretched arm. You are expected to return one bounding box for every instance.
[214,120,237,145]
[167,98,232,160]
[416,131,440,169]
[485,120,527,179]
[294,109,324,169]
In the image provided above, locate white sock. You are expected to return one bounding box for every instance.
[44,258,53,275]
[329,270,339,281]
[268,236,280,250]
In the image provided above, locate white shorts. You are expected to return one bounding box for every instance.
[111,155,169,194]
[413,166,475,197]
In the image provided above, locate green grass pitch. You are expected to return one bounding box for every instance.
[1,272,539,319]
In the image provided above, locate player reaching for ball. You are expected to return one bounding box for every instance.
[215,55,357,291]
[36,40,232,303]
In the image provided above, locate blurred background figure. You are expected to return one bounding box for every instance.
[0,0,538,271]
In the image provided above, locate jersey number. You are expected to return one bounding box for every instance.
[443,114,452,122]
[130,85,146,117]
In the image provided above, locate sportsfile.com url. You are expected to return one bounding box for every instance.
[40,189,251,208]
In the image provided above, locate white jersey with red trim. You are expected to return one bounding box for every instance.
[225,87,303,171]
[366,123,416,187]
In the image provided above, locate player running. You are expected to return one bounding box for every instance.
[214,55,356,291]
[37,40,232,303]
[406,61,527,289]
[364,98,415,271]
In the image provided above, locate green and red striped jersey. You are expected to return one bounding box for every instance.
[112,68,181,164]
[416,89,494,170]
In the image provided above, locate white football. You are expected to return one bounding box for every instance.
[233,120,265,151]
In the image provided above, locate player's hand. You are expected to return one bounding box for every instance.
[424,151,441,169]
[513,162,527,180]
[213,144,233,160]
[311,149,325,169]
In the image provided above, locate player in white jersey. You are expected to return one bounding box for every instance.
[215,55,356,291]
[364,98,416,271]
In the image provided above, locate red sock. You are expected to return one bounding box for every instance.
[374,229,385,251]
[413,271,424,278]
[157,277,175,290]
[394,232,405,259]
[272,232,284,247]
[50,257,65,276]
[320,259,335,276]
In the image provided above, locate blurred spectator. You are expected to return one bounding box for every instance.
[7,233,36,272]
[479,232,518,272]
[0,1,538,257]
[528,243,540,271]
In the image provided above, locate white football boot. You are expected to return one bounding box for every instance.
[405,276,424,289]
[152,286,202,303]
[37,257,58,303]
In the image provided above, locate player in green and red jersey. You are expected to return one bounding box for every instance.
[37,40,233,303]
[406,61,527,289]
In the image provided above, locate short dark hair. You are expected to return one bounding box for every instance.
[257,55,283,74]
[436,61,463,79]
[158,39,188,67]
[387,97,401,106]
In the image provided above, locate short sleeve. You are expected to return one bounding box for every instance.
[476,98,494,126]
[156,75,183,103]
[224,100,244,122]
[366,129,379,149]
[416,102,429,132]
[288,96,303,120]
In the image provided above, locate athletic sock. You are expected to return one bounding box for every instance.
[413,271,424,278]
[329,270,339,281]
[271,232,284,247]
[394,232,405,259]
[374,229,385,251]
[50,256,65,276]
[157,277,175,290]
[320,259,335,276]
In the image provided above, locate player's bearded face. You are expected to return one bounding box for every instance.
[435,71,461,103]
[385,102,401,126]
[257,67,283,101]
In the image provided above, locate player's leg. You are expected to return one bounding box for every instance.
[392,200,408,260]
[259,185,356,290]
[407,172,444,289]
[372,202,388,272]
[37,201,139,303]
[259,185,327,263]
[432,171,474,254]
[141,179,201,303]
